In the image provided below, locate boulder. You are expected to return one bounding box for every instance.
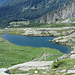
[61,70,66,72]
[34,71,39,74]
[67,70,75,73]
[70,54,75,59]
[57,54,68,61]
[70,51,75,54]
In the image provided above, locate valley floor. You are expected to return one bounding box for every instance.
[0,26,75,75]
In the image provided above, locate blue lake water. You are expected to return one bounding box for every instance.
[1,33,71,53]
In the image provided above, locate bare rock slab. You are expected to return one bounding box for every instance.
[67,70,75,73]
[70,54,75,59]
[8,61,53,71]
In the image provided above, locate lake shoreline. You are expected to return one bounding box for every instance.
[1,27,74,53]
[0,27,75,74]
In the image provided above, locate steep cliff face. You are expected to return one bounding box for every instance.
[38,2,75,23]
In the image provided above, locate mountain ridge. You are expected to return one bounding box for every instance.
[0,0,74,28]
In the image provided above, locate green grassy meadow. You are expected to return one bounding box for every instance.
[0,37,63,68]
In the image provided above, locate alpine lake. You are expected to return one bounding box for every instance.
[2,33,71,54]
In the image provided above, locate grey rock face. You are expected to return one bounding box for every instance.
[38,2,75,23]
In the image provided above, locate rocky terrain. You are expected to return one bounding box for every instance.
[0,0,74,28]
[0,61,53,75]
[21,27,75,37]
[0,0,75,75]
[37,2,75,23]
[1,26,75,75]
[1,52,75,75]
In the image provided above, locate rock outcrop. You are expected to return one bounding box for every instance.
[22,27,75,37]
[0,61,53,75]
[8,61,53,71]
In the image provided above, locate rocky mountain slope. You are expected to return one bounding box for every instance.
[37,1,75,23]
[0,0,74,28]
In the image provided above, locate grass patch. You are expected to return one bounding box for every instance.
[9,20,75,28]
[7,28,25,35]
[52,58,75,70]
[44,59,75,75]
[10,68,28,74]
[0,29,5,34]
[37,23,75,28]
[70,17,75,22]
[10,68,45,74]
[0,32,5,34]
[65,73,75,75]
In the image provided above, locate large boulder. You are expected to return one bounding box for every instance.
[0,68,10,75]
[70,54,75,59]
